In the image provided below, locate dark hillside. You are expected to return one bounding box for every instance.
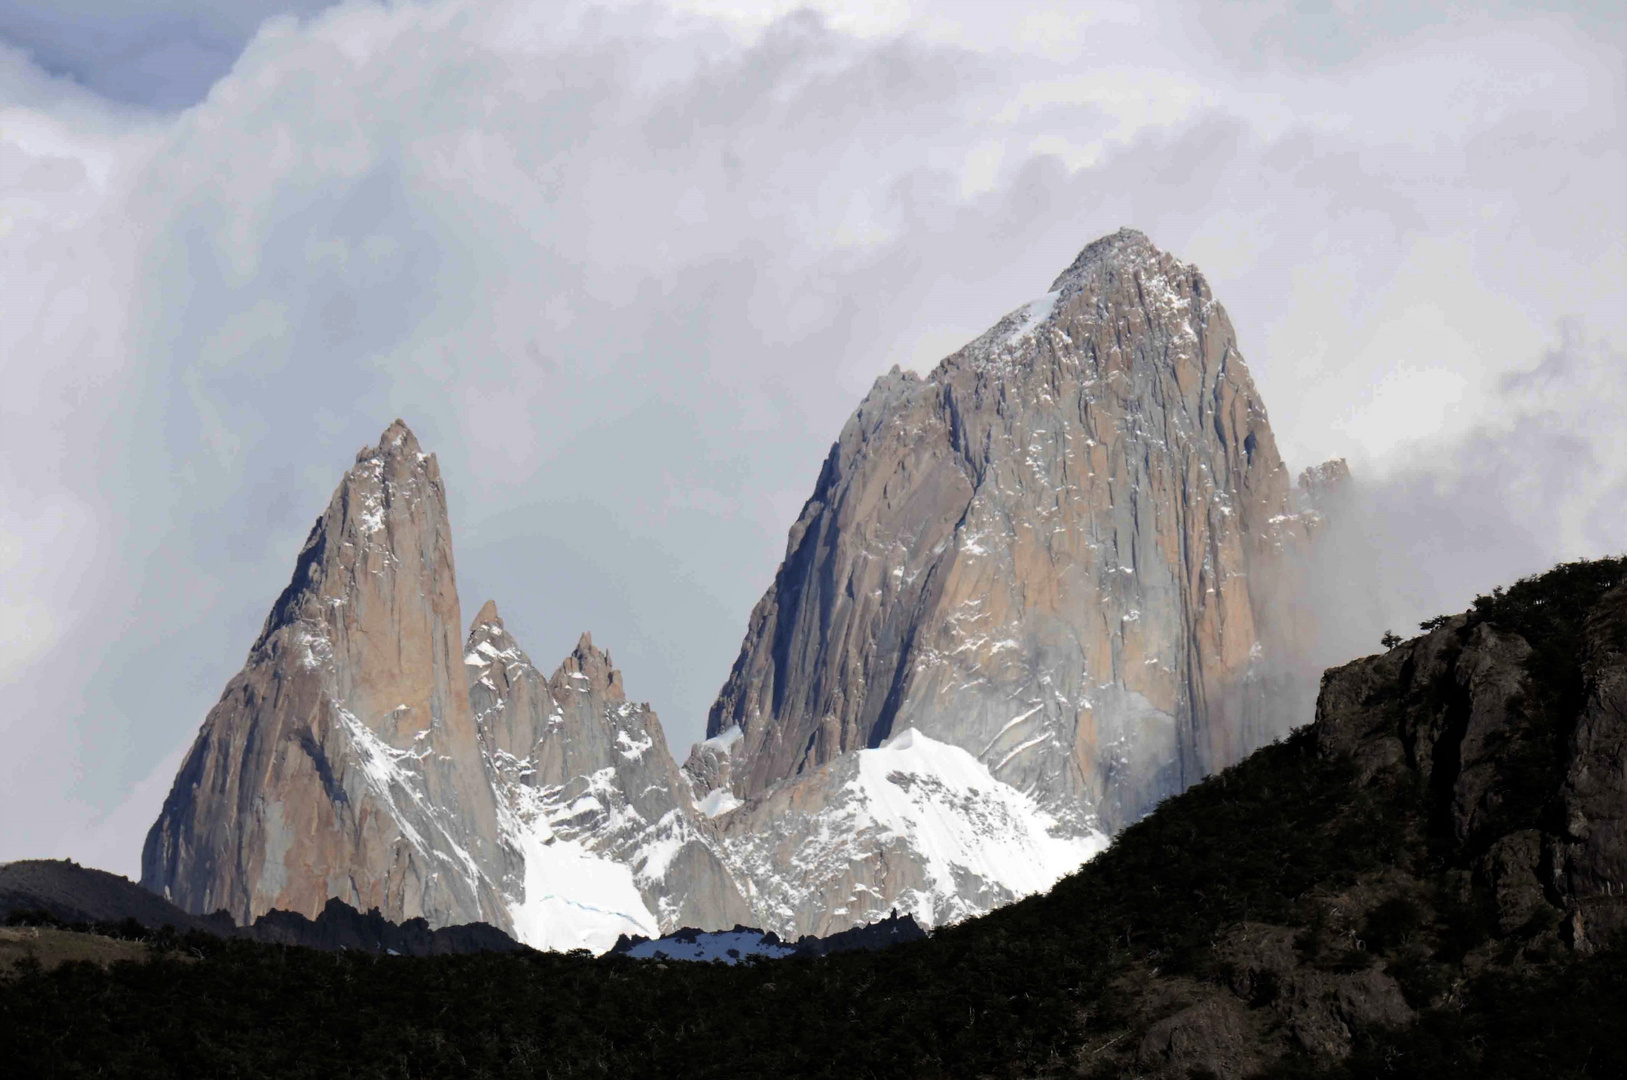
[3,558,1623,1079]
[0,860,219,933]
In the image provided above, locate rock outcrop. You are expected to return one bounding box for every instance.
[465,605,750,950]
[697,229,1315,931]
[1314,569,1627,954]
[141,421,515,932]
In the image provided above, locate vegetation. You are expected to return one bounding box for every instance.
[3,558,1623,1078]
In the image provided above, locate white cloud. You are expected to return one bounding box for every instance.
[0,0,1621,873]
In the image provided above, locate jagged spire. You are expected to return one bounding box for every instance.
[142,420,511,933]
[552,632,625,701]
[356,418,422,463]
[472,600,503,630]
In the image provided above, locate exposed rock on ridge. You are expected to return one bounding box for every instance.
[701,230,1314,931]
[466,605,751,949]
[1315,573,1627,952]
[141,421,515,932]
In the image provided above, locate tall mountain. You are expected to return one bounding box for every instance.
[464,604,750,952]
[697,229,1316,930]
[142,421,516,931]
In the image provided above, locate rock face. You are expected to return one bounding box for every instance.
[698,229,1312,930]
[141,421,515,932]
[465,605,751,951]
[1314,573,1627,953]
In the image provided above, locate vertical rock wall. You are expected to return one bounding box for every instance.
[141,421,514,930]
[707,230,1312,838]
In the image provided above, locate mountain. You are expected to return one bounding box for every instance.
[138,229,1335,946]
[17,559,1623,1078]
[695,228,1318,932]
[464,604,750,951]
[141,421,516,932]
[710,727,1106,936]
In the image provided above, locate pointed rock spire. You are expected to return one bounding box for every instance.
[551,632,625,702]
[472,599,503,630]
[142,421,515,931]
[466,615,752,948]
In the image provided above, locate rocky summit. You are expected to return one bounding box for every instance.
[695,228,1321,933]
[141,422,515,932]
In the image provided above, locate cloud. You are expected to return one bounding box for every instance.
[1297,327,1627,671]
[0,1,339,107]
[0,0,1621,875]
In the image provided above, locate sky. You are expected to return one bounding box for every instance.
[2,0,1623,878]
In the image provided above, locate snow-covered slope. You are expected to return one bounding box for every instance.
[710,728,1108,938]
[499,772,660,953]
[468,606,1104,949]
[464,605,751,952]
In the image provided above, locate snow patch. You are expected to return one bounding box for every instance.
[701,725,743,753]
[616,729,654,761]
[500,778,659,954]
[697,787,743,818]
[1005,290,1061,345]
[854,729,1103,906]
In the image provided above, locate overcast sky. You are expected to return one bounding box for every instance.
[3,0,1623,877]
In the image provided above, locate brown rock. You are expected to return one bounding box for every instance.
[141,421,514,931]
[1136,996,1266,1078]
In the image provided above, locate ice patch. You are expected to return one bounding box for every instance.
[701,725,743,753]
[697,787,743,818]
[616,729,654,761]
[1004,290,1061,345]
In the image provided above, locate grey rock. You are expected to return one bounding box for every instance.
[466,605,752,940]
[1315,578,1627,952]
[700,230,1318,930]
[1136,996,1267,1078]
[1556,582,1627,951]
[1484,829,1546,935]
